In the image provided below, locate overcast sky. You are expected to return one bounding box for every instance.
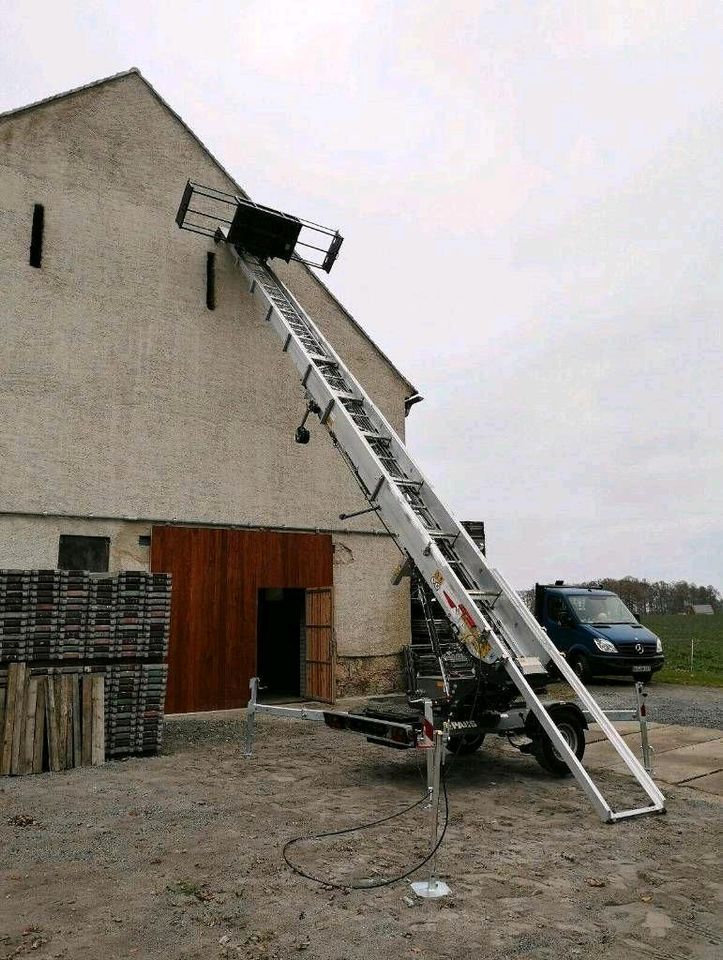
[2,1,721,589]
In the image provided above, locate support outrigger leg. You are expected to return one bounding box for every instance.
[412,729,451,899]
[244,677,258,758]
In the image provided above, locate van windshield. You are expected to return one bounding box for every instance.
[567,594,637,625]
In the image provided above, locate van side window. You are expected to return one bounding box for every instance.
[548,595,569,623]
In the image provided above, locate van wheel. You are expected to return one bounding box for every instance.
[570,653,593,684]
[533,709,586,777]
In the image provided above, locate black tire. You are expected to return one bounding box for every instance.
[446,732,485,755]
[533,709,586,777]
[569,653,593,684]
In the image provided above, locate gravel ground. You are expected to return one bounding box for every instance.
[555,681,723,729]
[1,710,721,960]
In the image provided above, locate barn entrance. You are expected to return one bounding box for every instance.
[257,588,305,699]
[150,526,334,712]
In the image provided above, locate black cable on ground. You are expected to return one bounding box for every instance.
[282,774,450,891]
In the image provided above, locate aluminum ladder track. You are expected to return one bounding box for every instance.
[224,244,664,822]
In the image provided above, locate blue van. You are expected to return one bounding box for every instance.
[533,582,664,682]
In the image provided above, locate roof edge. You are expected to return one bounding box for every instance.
[0,68,141,123]
[0,67,251,202]
[0,68,417,395]
[297,263,419,397]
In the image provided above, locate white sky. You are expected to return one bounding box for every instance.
[2,1,721,589]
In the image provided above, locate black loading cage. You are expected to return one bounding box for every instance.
[176,181,343,273]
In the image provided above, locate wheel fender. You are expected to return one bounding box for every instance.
[524,701,588,738]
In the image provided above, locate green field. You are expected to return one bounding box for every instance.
[642,614,723,687]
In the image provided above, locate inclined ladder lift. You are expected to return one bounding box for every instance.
[176,182,665,823]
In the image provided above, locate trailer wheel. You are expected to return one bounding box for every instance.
[446,732,485,755]
[533,709,585,777]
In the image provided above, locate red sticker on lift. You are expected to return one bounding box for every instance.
[443,591,456,610]
[459,604,476,631]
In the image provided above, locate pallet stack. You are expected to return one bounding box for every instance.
[105,663,168,758]
[0,572,27,663]
[86,575,116,661]
[0,570,171,775]
[147,574,172,662]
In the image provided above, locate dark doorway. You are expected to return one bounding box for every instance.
[257,588,305,699]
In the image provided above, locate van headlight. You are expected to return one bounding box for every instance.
[655,638,663,654]
[594,637,617,653]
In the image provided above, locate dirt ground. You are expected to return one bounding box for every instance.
[1,710,721,960]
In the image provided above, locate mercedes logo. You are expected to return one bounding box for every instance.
[635,643,644,654]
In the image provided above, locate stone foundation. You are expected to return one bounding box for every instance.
[335,652,405,698]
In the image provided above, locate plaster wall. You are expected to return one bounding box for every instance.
[0,74,411,536]
[0,514,150,572]
[0,73,415,671]
[332,532,409,658]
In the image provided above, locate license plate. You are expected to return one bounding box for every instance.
[633,666,652,673]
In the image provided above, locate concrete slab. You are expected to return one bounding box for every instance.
[634,724,721,753]
[585,721,661,744]
[684,769,723,796]
[583,725,723,795]
[651,738,723,784]
[585,722,718,753]
[583,742,636,776]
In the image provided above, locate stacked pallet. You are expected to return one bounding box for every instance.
[86,575,117,660]
[116,572,148,660]
[0,570,171,664]
[0,572,27,662]
[0,570,171,773]
[147,574,172,662]
[62,570,89,658]
[0,570,91,663]
[0,663,104,775]
[105,663,168,758]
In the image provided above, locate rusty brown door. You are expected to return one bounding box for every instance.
[304,587,334,702]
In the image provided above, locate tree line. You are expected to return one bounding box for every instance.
[521,577,721,615]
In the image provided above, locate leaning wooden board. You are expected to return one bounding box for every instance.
[0,664,104,776]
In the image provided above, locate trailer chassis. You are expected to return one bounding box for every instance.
[243,677,655,785]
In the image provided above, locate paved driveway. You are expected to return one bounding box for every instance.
[580,680,722,729]
[584,720,722,799]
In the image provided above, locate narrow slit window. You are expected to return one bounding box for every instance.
[206,251,216,310]
[29,203,44,268]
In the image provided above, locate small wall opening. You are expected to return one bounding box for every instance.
[29,203,44,268]
[206,251,216,310]
[257,588,305,700]
[58,535,110,572]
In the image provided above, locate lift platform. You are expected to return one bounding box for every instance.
[176,181,343,272]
